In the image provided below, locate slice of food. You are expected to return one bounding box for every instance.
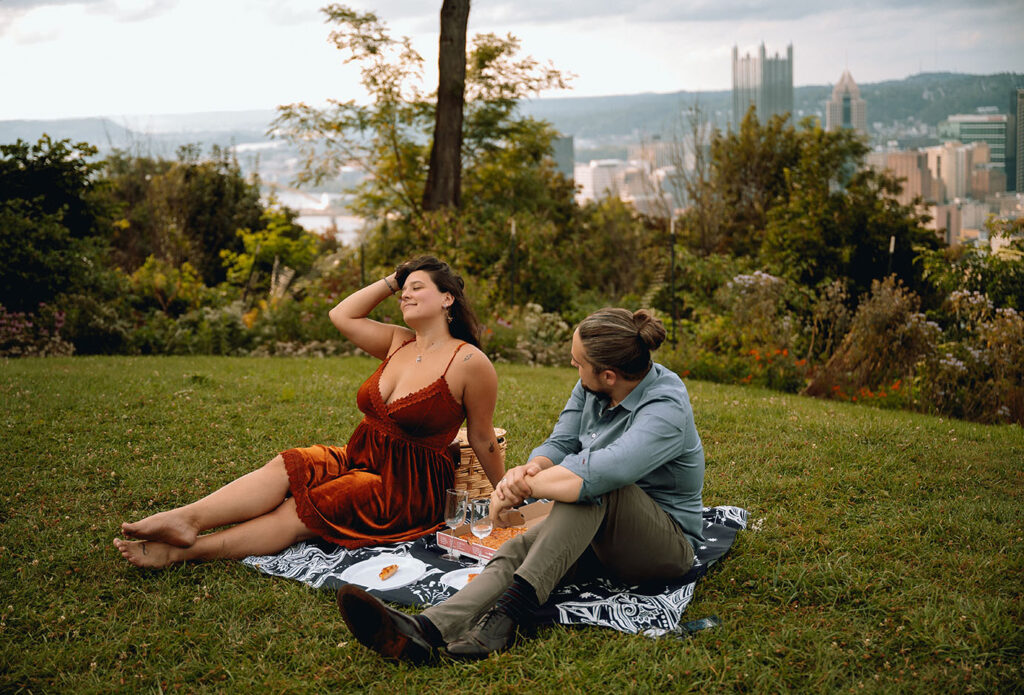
[467,573,479,583]
[456,526,528,549]
[378,564,399,581]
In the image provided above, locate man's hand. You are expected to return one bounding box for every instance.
[493,461,544,507]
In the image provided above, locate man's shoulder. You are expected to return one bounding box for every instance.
[645,364,689,400]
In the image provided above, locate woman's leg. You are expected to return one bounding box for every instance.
[113,497,315,569]
[120,455,292,547]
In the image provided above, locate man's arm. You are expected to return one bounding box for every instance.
[491,460,583,517]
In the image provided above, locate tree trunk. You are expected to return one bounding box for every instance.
[422,0,470,211]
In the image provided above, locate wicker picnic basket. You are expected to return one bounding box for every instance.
[451,427,506,499]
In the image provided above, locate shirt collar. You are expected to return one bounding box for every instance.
[613,363,659,413]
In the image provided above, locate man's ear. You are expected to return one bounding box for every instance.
[600,369,618,387]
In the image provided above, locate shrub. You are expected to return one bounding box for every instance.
[0,303,74,357]
[482,304,572,366]
[804,276,940,398]
[914,297,1024,424]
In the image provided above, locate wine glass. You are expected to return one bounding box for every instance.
[441,489,468,561]
[469,498,493,565]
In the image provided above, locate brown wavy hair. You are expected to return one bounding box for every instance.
[395,256,482,348]
[577,308,666,380]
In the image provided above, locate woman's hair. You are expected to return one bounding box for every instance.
[577,308,666,380]
[395,255,482,348]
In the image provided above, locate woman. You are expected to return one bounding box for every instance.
[113,256,505,569]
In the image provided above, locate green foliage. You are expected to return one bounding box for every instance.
[919,217,1024,311]
[805,276,941,400]
[220,206,320,294]
[0,137,114,311]
[0,135,110,239]
[128,256,206,315]
[706,107,801,256]
[913,293,1024,423]
[101,146,263,284]
[482,303,572,366]
[0,303,74,357]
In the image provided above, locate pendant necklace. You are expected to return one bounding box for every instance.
[415,339,443,363]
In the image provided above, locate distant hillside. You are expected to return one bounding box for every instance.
[3,72,1022,157]
[520,72,1024,140]
[0,118,138,148]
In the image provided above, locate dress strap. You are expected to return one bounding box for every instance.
[442,342,468,376]
[386,337,417,360]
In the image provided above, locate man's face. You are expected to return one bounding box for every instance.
[570,330,610,399]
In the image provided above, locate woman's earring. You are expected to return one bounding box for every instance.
[445,304,453,323]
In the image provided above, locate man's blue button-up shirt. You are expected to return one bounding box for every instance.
[529,363,706,547]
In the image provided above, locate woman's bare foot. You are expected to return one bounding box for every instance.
[120,510,198,547]
[112,538,184,569]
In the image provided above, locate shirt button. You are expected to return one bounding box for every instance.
[590,433,597,439]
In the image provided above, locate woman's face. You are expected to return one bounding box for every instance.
[399,270,452,323]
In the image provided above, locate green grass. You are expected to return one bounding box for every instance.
[2,356,1022,693]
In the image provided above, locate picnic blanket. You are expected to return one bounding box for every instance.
[242,505,747,638]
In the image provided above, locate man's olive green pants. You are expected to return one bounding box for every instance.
[422,484,696,643]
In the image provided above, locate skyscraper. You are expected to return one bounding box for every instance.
[1010,88,1024,192]
[825,70,867,135]
[732,43,793,125]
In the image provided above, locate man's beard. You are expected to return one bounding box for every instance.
[581,383,611,402]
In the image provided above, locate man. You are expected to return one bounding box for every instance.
[337,307,705,661]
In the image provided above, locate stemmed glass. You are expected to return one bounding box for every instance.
[441,489,469,562]
[469,498,493,565]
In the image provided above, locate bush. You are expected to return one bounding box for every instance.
[482,304,572,366]
[804,276,940,399]
[913,295,1024,424]
[0,303,74,357]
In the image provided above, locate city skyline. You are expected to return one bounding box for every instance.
[2,0,1023,121]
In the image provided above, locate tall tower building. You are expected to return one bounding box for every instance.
[1010,88,1024,192]
[825,70,867,135]
[732,43,793,125]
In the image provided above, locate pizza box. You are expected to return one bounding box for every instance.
[436,500,553,562]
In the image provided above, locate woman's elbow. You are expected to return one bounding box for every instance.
[328,306,347,332]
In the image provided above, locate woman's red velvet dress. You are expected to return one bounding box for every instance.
[282,341,466,548]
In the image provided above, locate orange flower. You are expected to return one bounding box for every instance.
[878,391,887,398]
[796,359,807,367]
[782,348,789,356]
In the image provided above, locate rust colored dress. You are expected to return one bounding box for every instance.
[282,340,467,548]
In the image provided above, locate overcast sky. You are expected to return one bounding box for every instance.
[2,0,1023,121]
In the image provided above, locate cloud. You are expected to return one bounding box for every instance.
[469,0,1022,25]
[0,0,177,37]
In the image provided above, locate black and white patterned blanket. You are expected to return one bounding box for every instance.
[242,505,746,637]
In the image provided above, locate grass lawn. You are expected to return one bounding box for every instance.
[2,356,1022,693]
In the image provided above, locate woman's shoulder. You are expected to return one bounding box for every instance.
[450,342,495,375]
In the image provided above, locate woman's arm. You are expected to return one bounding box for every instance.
[328,273,411,360]
[460,351,505,487]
